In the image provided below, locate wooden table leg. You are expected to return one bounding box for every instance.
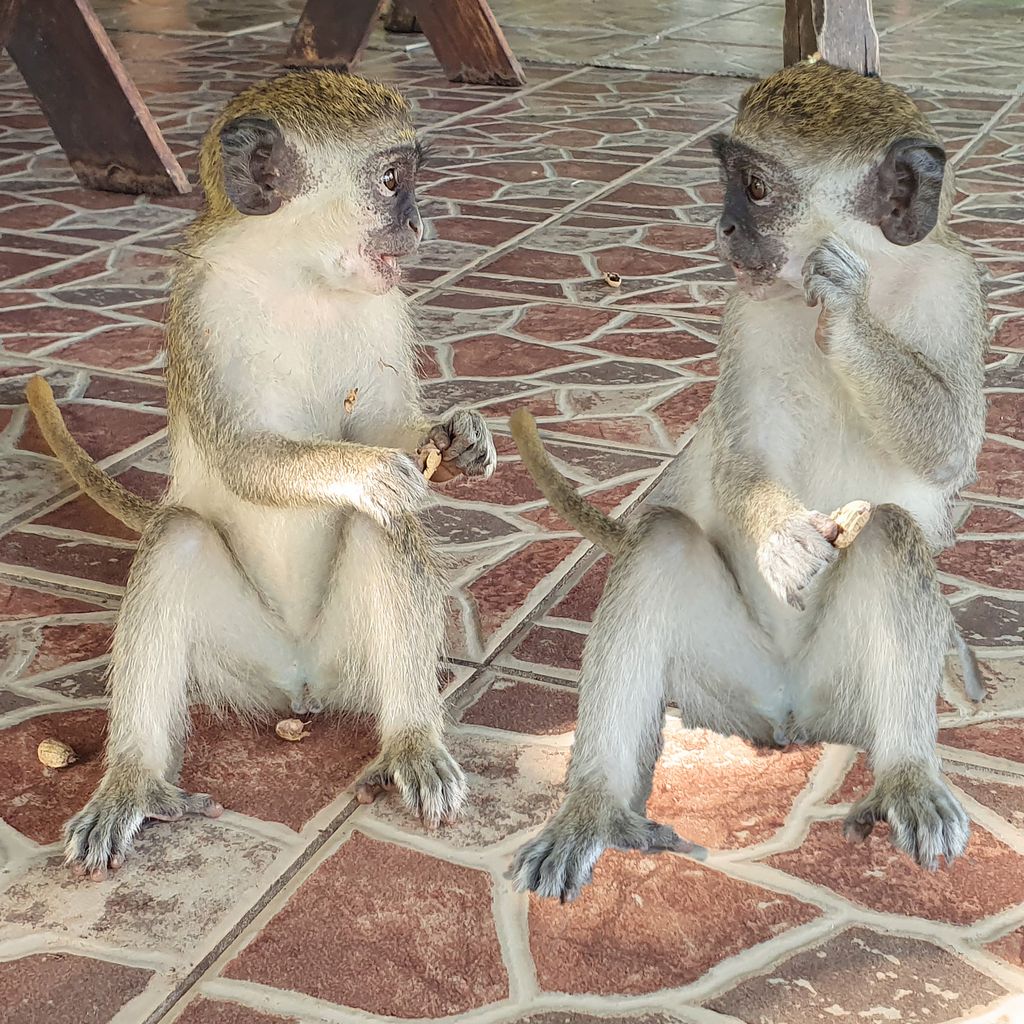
[384,0,420,34]
[784,0,880,77]
[286,0,525,87]
[3,0,190,195]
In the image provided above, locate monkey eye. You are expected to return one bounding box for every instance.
[382,168,399,193]
[746,174,769,203]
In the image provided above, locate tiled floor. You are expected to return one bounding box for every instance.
[1,1,1023,1022]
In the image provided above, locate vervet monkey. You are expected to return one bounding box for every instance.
[26,71,496,880]
[509,60,988,902]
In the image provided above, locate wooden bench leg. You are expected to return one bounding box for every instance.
[3,0,190,195]
[286,0,525,87]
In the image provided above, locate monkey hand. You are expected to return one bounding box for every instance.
[803,237,869,315]
[354,734,466,828]
[509,791,703,903]
[844,765,969,870]
[757,510,841,611]
[426,410,497,483]
[359,449,430,525]
[65,775,223,881]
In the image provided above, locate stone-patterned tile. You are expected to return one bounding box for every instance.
[705,926,1007,1024]
[648,724,821,850]
[951,771,1024,831]
[0,952,152,1024]
[175,998,301,1024]
[986,925,1024,970]
[528,852,819,995]
[0,821,281,956]
[461,672,579,735]
[954,596,1024,650]
[367,727,568,847]
[767,820,1024,925]
[939,719,1024,768]
[224,831,508,1017]
[180,711,380,832]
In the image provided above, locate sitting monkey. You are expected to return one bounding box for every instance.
[509,60,988,902]
[27,71,496,880]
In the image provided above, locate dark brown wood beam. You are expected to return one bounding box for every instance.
[286,0,525,87]
[784,0,880,76]
[4,0,189,195]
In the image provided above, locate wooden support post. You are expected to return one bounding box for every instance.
[286,0,384,68]
[784,0,880,77]
[286,0,525,87]
[3,0,189,195]
[818,0,880,76]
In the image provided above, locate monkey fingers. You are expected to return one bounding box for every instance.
[802,237,868,313]
[757,511,841,610]
[428,410,497,480]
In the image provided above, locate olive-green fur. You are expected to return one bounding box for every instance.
[196,70,414,227]
[735,61,939,158]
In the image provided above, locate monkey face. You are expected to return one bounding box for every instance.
[709,134,800,300]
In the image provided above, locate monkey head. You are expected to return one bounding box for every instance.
[196,70,424,295]
[710,61,950,301]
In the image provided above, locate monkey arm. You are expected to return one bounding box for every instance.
[824,311,978,482]
[711,443,806,545]
[197,428,425,517]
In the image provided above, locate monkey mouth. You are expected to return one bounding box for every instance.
[729,262,784,299]
[363,249,405,289]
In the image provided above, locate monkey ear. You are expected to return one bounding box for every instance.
[873,137,947,246]
[219,116,288,216]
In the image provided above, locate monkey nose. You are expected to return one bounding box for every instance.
[408,215,423,241]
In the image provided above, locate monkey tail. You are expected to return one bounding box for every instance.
[951,623,986,703]
[509,408,626,556]
[25,376,157,533]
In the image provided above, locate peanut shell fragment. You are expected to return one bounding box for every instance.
[830,500,872,549]
[344,387,359,414]
[275,718,311,742]
[417,442,443,481]
[37,737,77,768]
[603,271,622,288]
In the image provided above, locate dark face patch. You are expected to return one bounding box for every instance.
[710,133,795,289]
[360,143,423,257]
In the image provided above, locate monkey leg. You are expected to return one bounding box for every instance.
[800,503,969,869]
[65,508,300,880]
[311,512,465,828]
[511,508,744,903]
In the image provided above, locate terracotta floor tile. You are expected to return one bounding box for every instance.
[368,728,568,847]
[986,925,1024,969]
[462,673,578,735]
[768,820,1024,925]
[940,719,1024,766]
[529,851,819,995]
[649,726,821,850]
[705,926,1007,1024]
[951,771,1024,830]
[0,952,152,1024]
[0,819,280,956]
[175,999,301,1024]
[225,831,508,1017]
[180,711,379,831]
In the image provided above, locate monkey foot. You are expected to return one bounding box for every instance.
[64,783,223,881]
[289,689,324,716]
[844,768,969,870]
[354,739,466,828]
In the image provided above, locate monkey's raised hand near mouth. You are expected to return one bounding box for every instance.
[27,71,496,880]
[509,60,988,901]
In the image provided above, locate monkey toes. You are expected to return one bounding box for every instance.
[510,803,705,903]
[844,772,969,870]
[355,741,466,828]
[64,783,223,881]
